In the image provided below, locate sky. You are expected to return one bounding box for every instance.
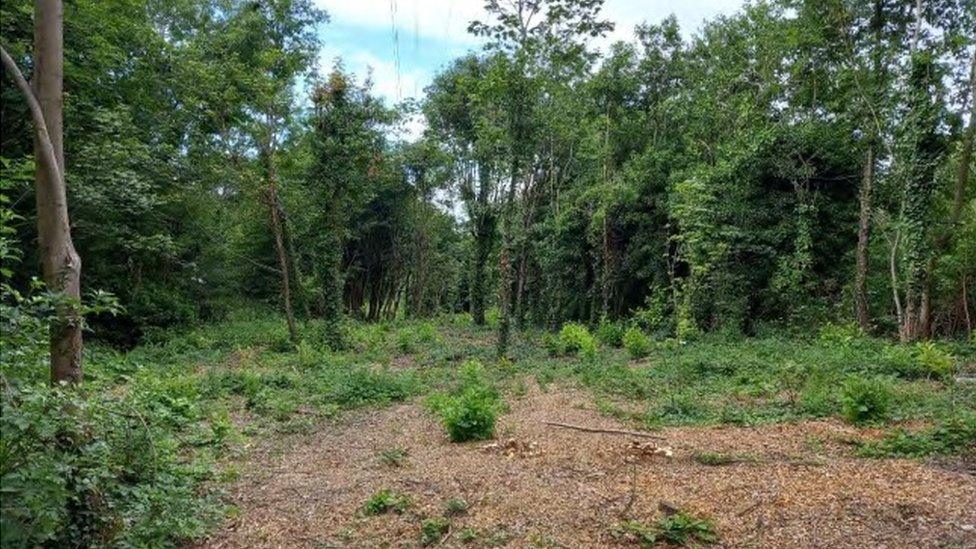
[313,0,746,135]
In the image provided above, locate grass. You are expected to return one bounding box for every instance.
[4,307,973,545]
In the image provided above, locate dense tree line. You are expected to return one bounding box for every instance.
[1,0,974,382]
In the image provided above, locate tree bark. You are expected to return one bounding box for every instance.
[920,50,975,337]
[855,145,875,331]
[263,151,298,343]
[2,1,83,384]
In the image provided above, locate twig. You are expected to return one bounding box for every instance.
[544,421,665,440]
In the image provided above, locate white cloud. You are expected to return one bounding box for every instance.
[315,0,483,46]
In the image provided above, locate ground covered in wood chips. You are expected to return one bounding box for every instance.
[203,384,976,548]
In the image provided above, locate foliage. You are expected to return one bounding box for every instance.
[622,327,652,359]
[377,447,409,467]
[420,517,451,545]
[617,510,718,547]
[428,361,502,442]
[363,489,411,515]
[596,317,625,347]
[443,497,469,517]
[913,342,956,380]
[841,377,892,425]
[558,322,598,360]
[858,412,976,458]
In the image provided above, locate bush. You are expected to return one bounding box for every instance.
[429,361,501,442]
[914,342,955,379]
[0,384,220,547]
[559,322,598,360]
[859,412,976,458]
[420,517,450,545]
[841,376,891,425]
[541,333,565,357]
[818,321,864,345]
[596,318,625,347]
[622,327,652,359]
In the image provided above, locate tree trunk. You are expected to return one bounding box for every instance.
[263,152,298,342]
[1,0,84,383]
[855,145,875,331]
[497,159,518,358]
[920,50,975,337]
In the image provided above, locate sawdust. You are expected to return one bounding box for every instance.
[203,383,976,548]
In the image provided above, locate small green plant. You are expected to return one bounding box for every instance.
[914,342,955,379]
[559,322,598,360]
[840,376,891,425]
[430,360,501,442]
[596,317,625,347]
[859,412,976,458]
[622,326,652,359]
[541,332,566,357]
[443,497,469,516]
[363,489,411,515]
[818,321,863,345]
[377,446,409,467]
[654,510,718,545]
[616,509,717,546]
[420,517,451,545]
[458,526,479,543]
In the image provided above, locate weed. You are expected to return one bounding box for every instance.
[914,342,955,379]
[841,376,891,425]
[655,510,718,545]
[443,497,469,516]
[596,318,625,347]
[363,489,410,515]
[559,322,597,360]
[429,360,502,442]
[377,446,409,467]
[420,517,451,545]
[622,327,652,359]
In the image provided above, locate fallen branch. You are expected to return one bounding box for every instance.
[544,421,665,440]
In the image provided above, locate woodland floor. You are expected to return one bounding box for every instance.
[202,383,976,548]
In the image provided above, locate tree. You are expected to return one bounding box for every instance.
[469,0,613,356]
[1,0,82,383]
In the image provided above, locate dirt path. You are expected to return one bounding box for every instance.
[204,384,976,548]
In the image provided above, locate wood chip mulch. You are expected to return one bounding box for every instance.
[202,384,976,548]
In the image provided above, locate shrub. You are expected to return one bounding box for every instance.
[363,489,410,515]
[622,327,652,359]
[841,376,891,425]
[443,497,469,516]
[596,318,625,347]
[541,333,565,357]
[430,361,501,442]
[559,322,597,360]
[914,342,955,379]
[420,517,451,545]
[818,322,863,345]
[0,384,221,547]
[438,387,499,442]
[859,412,976,458]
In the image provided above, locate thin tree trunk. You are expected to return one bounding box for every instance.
[920,50,975,337]
[471,162,491,325]
[855,145,875,331]
[263,152,298,342]
[497,158,518,358]
[2,2,83,384]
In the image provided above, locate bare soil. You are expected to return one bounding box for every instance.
[203,383,976,548]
